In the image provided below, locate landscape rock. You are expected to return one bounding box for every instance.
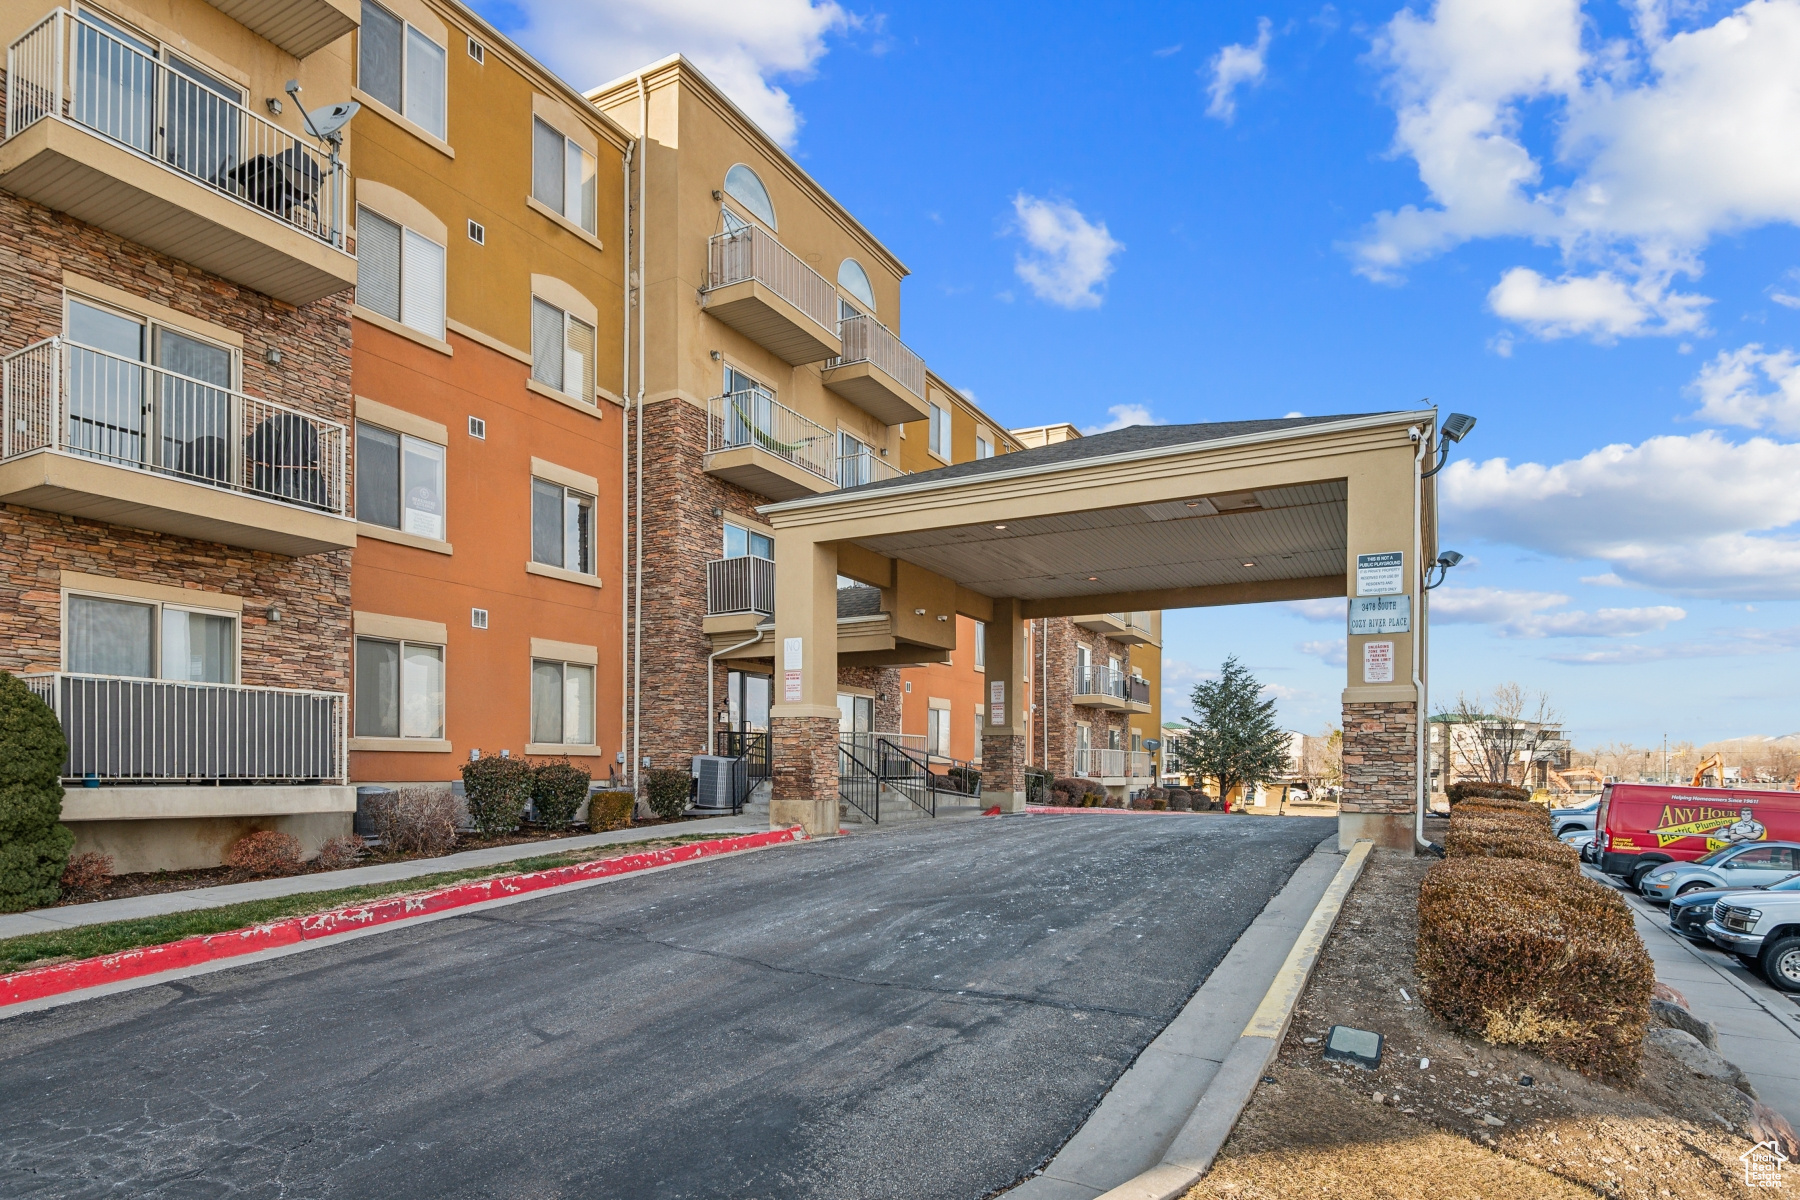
[1650,996,1719,1050]
[1644,1027,1755,1097]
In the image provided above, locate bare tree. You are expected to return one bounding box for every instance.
[1297,725,1342,796]
[1439,684,1559,787]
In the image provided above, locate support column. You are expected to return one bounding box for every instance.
[1340,459,1423,852]
[770,538,840,836]
[982,598,1028,813]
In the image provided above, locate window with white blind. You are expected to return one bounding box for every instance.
[928,706,950,758]
[532,117,597,234]
[973,710,983,762]
[357,206,445,340]
[354,636,443,739]
[974,620,986,669]
[976,435,993,459]
[355,421,445,540]
[359,0,447,140]
[531,477,594,574]
[530,297,596,403]
[65,592,236,683]
[928,402,951,460]
[531,658,596,745]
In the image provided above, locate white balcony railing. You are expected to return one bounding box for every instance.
[827,312,926,400]
[1074,664,1126,700]
[1072,748,1153,779]
[6,9,348,250]
[707,389,839,486]
[707,554,775,616]
[2,338,349,514]
[835,448,906,489]
[23,673,347,783]
[706,224,838,335]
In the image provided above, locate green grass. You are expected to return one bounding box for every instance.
[0,834,722,974]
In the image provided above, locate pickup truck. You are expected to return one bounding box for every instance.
[1705,889,1800,993]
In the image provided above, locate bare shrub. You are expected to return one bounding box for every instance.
[365,787,459,857]
[227,830,302,876]
[59,851,114,892]
[315,834,365,870]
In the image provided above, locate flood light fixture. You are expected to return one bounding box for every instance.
[1422,412,1477,479]
[1424,549,1464,591]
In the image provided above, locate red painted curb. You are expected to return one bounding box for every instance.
[0,827,808,1008]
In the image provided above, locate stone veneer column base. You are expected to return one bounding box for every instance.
[770,715,842,837]
[983,733,1027,813]
[1338,699,1419,855]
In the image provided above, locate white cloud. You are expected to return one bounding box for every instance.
[1429,586,1685,636]
[479,0,850,146]
[1549,624,1800,663]
[1487,266,1708,339]
[1690,343,1800,433]
[1442,430,1800,598]
[1771,269,1800,308]
[1357,0,1800,339]
[1285,598,1347,622]
[1009,194,1124,309]
[1082,404,1166,435]
[1298,638,1347,666]
[1206,17,1275,123]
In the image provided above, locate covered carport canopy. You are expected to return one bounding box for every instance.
[757,410,1441,848]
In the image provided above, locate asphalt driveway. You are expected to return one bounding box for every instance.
[0,813,1327,1200]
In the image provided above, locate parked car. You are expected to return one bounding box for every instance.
[1639,841,1800,903]
[1705,888,1800,993]
[1595,782,1800,890]
[1550,797,1601,837]
[1560,828,1596,856]
[1669,872,1800,943]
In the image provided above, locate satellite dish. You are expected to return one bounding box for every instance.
[307,101,360,141]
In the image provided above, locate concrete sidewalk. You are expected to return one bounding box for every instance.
[1609,878,1800,1128]
[0,814,766,942]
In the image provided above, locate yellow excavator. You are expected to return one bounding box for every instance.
[1547,767,1606,796]
[1692,753,1727,787]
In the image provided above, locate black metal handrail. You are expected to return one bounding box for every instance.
[721,729,769,812]
[838,735,880,823]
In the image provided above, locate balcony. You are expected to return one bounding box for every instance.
[704,225,841,364]
[822,313,928,426]
[1114,612,1158,645]
[0,337,356,555]
[24,673,347,784]
[1,10,355,305]
[706,389,839,500]
[1072,748,1153,783]
[1072,665,1152,713]
[201,0,359,59]
[1075,612,1148,640]
[707,554,774,616]
[702,572,950,667]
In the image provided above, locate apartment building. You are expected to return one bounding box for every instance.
[591,57,952,781]
[0,0,362,869]
[1012,423,1162,797]
[343,0,628,791]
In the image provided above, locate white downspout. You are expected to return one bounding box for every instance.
[631,73,647,793]
[1412,424,1436,854]
[708,629,766,756]
[620,135,633,779]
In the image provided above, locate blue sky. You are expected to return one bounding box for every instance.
[475,0,1800,749]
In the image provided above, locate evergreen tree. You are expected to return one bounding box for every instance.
[1177,656,1292,810]
[0,671,73,911]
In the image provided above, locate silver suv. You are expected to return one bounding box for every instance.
[1705,890,1800,993]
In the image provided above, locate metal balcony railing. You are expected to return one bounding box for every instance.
[835,448,907,488]
[827,312,925,400]
[1072,748,1153,779]
[707,388,838,486]
[1073,664,1126,700]
[6,9,348,250]
[23,672,347,783]
[707,554,775,616]
[706,224,838,336]
[1126,674,1151,705]
[2,338,348,514]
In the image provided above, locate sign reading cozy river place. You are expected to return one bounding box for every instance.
[1349,594,1411,635]
[1356,552,1404,596]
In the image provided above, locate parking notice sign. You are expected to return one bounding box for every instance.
[1363,641,1395,683]
[1356,552,1404,596]
[990,680,1005,724]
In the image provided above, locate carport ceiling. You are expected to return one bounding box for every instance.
[854,480,1348,601]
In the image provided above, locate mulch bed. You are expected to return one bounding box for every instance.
[51,813,718,908]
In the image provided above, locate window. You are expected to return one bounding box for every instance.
[66,593,236,683]
[467,36,484,63]
[467,415,486,439]
[723,163,776,229]
[837,693,873,735]
[838,259,875,311]
[532,117,598,234]
[355,421,445,540]
[723,521,773,560]
[973,710,983,762]
[530,297,596,402]
[838,430,873,487]
[928,707,950,758]
[354,636,443,738]
[974,620,986,669]
[357,206,446,340]
[976,435,993,460]
[359,1,446,140]
[928,402,951,460]
[532,478,594,574]
[531,659,595,745]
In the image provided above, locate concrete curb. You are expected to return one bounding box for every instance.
[1090,839,1374,1200]
[0,827,808,1012]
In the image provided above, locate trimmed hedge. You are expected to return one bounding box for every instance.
[1445,824,1580,868]
[462,755,534,835]
[1417,856,1652,1077]
[1446,780,1532,805]
[587,790,635,832]
[0,670,73,912]
[531,759,591,828]
[644,768,691,821]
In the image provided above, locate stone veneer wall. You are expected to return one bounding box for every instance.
[769,714,840,833]
[1035,617,1132,777]
[1339,700,1418,813]
[983,732,1025,809]
[0,192,353,690]
[837,664,903,732]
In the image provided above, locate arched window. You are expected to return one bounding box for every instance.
[838,259,876,311]
[723,164,776,230]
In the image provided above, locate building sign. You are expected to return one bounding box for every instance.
[783,671,802,702]
[990,680,1005,725]
[1363,640,1395,683]
[1356,551,1404,596]
[1348,594,1411,635]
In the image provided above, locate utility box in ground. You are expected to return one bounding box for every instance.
[692,755,747,812]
